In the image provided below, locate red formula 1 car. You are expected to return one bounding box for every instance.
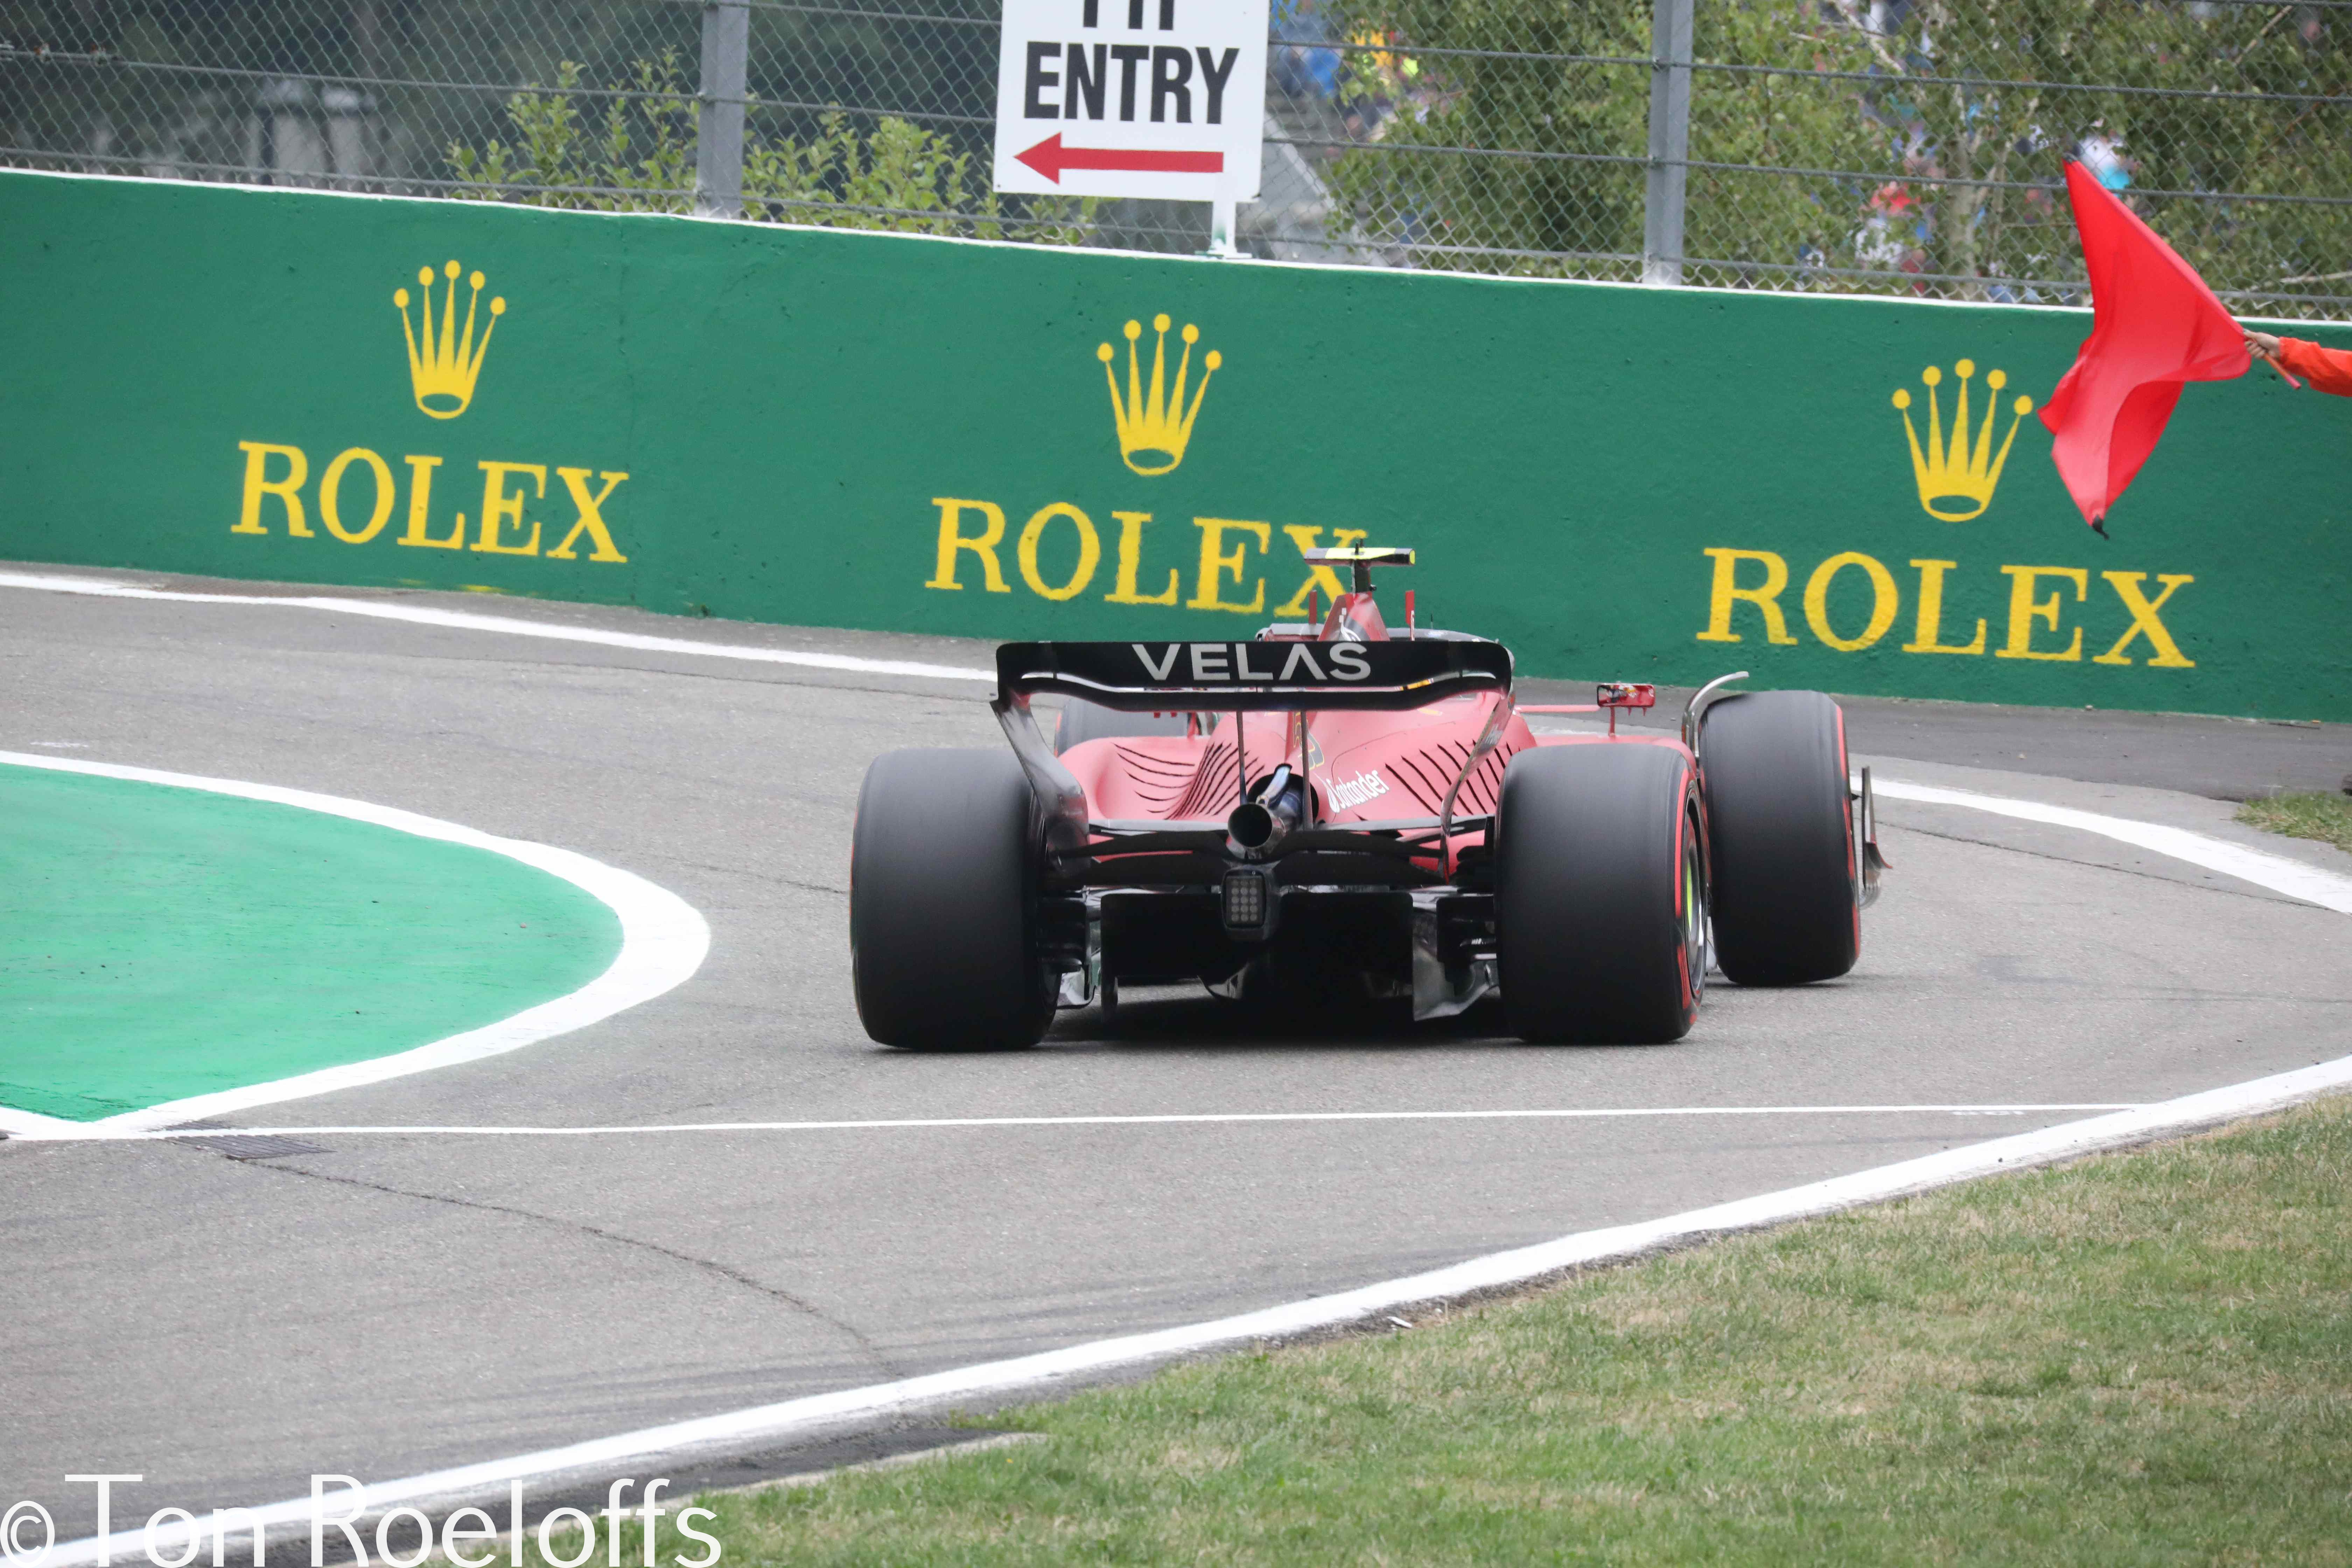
[851,548,1885,1047]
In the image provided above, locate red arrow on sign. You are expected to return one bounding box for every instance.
[1016,134,1225,184]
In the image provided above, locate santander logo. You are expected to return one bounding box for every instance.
[1327,769,1390,812]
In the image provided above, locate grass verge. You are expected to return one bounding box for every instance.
[2238,790,2352,856]
[565,1100,2352,1565]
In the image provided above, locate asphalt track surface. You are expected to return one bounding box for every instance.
[6,564,2352,1535]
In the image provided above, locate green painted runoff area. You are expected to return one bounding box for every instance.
[0,764,621,1121]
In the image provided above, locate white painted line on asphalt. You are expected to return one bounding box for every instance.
[0,752,711,1138]
[0,1105,86,1139]
[14,568,2352,1549]
[1875,777,2352,913]
[21,1104,2142,1142]
[0,570,997,683]
[38,1047,2352,1566]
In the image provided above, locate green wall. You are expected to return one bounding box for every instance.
[3,168,2345,718]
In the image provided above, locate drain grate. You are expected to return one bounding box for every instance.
[167,1120,328,1161]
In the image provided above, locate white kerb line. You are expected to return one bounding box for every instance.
[1871,778,2352,914]
[0,570,997,683]
[37,1047,2352,1568]
[13,578,2352,1558]
[0,750,710,1140]
[75,1104,2142,1142]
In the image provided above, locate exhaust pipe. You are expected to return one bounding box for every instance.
[1227,765,1305,859]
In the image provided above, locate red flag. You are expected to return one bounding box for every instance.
[2038,161,2248,534]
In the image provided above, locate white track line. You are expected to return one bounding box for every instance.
[28,1104,2139,1143]
[17,566,2352,1556]
[1,570,2342,908]
[1874,778,2352,913]
[32,784,2348,1557]
[0,570,996,682]
[11,572,2344,917]
[37,1051,2352,1567]
[0,752,709,1139]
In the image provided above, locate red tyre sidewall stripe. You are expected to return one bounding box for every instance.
[1835,705,1860,955]
[1674,761,1699,1018]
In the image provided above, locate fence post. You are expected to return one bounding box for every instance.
[1642,0,1693,286]
[696,1,750,218]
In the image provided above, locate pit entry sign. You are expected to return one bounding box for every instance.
[993,0,1268,202]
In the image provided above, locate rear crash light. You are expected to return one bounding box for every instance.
[1222,868,1276,938]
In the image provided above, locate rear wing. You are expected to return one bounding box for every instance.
[996,638,1513,713]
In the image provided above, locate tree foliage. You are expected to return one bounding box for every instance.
[5,0,2346,305]
[445,50,693,210]
[1317,0,2352,306]
[447,55,1098,242]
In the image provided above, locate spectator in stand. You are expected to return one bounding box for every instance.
[2078,126,2134,191]
[1854,181,1914,270]
[2244,328,2352,395]
[1273,0,1342,100]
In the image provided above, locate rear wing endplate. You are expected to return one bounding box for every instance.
[996,638,1513,713]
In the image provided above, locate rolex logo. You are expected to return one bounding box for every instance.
[1892,359,2034,522]
[395,260,506,420]
[1097,314,1220,476]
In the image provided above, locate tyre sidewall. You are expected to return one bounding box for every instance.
[1698,690,1858,986]
[1497,742,1702,1044]
[850,748,1053,1048]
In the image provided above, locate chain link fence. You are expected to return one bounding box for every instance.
[6,1,2348,317]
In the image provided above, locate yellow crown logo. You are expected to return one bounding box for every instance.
[1892,359,2033,522]
[1097,314,1220,476]
[395,260,506,419]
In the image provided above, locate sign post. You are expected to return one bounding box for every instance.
[993,0,1268,248]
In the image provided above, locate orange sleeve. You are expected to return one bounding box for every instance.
[2277,337,2352,397]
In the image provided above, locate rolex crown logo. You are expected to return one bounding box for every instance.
[1098,314,1220,476]
[1892,359,2033,522]
[395,259,506,419]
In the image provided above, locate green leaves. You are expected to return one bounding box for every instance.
[446,52,693,214]
[1309,0,2351,306]
[450,64,1098,244]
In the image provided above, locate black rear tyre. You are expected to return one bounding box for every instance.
[850,748,1055,1049]
[1055,698,1192,754]
[1498,743,1706,1044]
[1698,690,1858,985]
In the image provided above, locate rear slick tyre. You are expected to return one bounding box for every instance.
[1497,743,1706,1044]
[850,748,1055,1049]
[1698,689,1859,986]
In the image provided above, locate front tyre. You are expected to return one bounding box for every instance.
[850,748,1055,1049]
[1698,690,1858,985]
[1497,743,1706,1044]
